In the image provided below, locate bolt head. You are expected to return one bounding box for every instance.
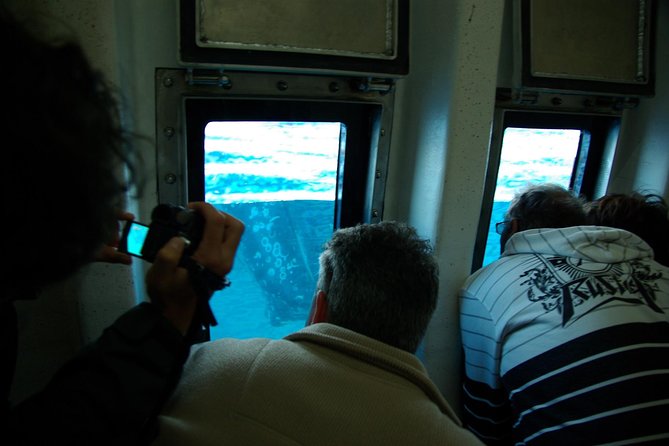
[164,173,177,184]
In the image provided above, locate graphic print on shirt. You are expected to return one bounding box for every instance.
[520,257,664,326]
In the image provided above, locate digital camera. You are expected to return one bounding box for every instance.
[119,203,204,263]
[119,203,220,340]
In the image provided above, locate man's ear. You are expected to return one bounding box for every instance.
[500,218,522,255]
[306,290,328,325]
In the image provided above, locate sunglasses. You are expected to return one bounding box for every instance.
[495,220,511,235]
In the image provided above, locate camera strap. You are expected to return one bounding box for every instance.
[182,258,230,334]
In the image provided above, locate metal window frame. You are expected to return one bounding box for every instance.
[155,68,396,226]
[471,90,623,271]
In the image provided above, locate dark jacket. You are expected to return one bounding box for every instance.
[1,301,189,445]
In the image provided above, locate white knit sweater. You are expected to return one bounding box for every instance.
[155,323,482,446]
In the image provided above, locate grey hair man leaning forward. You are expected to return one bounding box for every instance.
[154,221,483,446]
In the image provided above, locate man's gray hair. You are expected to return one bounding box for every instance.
[507,183,586,231]
[317,221,438,353]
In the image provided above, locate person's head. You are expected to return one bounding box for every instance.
[307,221,439,354]
[499,184,586,252]
[586,192,669,266]
[2,6,137,298]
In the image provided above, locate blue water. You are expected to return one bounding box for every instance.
[479,128,581,268]
[204,122,339,340]
[209,200,334,340]
[483,201,510,267]
[203,124,579,339]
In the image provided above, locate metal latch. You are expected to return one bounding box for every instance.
[186,69,231,88]
[513,89,539,105]
[351,77,394,95]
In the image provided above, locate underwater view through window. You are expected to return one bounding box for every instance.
[204,121,343,340]
[482,127,582,266]
[203,123,581,337]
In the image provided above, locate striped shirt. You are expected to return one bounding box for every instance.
[460,226,669,445]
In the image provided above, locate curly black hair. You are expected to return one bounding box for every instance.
[2,7,139,298]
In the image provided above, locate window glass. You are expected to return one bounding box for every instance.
[483,127,582,266]
[204,121,343,339]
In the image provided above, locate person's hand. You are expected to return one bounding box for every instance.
[94,211,135,265]
[145,203,244,335]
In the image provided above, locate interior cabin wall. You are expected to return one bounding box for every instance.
[385,0,504,409]
[496,0,515,89]
[608,0,669,200]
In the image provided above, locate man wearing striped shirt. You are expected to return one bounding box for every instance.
[460,184,669,445]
